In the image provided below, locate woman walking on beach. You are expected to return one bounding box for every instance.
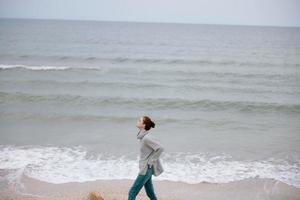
[128,116,165,200]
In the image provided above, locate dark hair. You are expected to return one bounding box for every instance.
[143,116,155,131]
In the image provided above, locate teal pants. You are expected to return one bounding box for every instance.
[128,165,158,200]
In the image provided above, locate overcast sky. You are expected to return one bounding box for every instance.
[0,0,299,27]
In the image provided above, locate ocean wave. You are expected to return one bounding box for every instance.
[0,79,297,95]
[0,64,71,70]
[1,55,299,71]
[0,64,297,82]
[0,111,219,124]
[0,145,299,188]
[0,111,138,122]
[1,92,299,114]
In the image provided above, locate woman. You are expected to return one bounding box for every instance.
[128,116,165,200]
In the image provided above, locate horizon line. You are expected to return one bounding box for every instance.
[1,16,299,29]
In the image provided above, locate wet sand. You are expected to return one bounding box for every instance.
[1,174,300,200]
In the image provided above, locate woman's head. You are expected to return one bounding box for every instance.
[136,116,155,131]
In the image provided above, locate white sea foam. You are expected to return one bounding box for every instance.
[0,64,72,70]
[0,145,299,188]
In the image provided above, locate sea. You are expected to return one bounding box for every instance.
[0,18,300,191]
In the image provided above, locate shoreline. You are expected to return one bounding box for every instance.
[1,174,300,200]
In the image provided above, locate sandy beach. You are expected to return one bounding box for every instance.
[1,173,300,200]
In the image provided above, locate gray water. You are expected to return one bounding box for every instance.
[0,18,300,187]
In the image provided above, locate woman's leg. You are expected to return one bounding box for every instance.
[144,167,158,200]
[128,166,152,200]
